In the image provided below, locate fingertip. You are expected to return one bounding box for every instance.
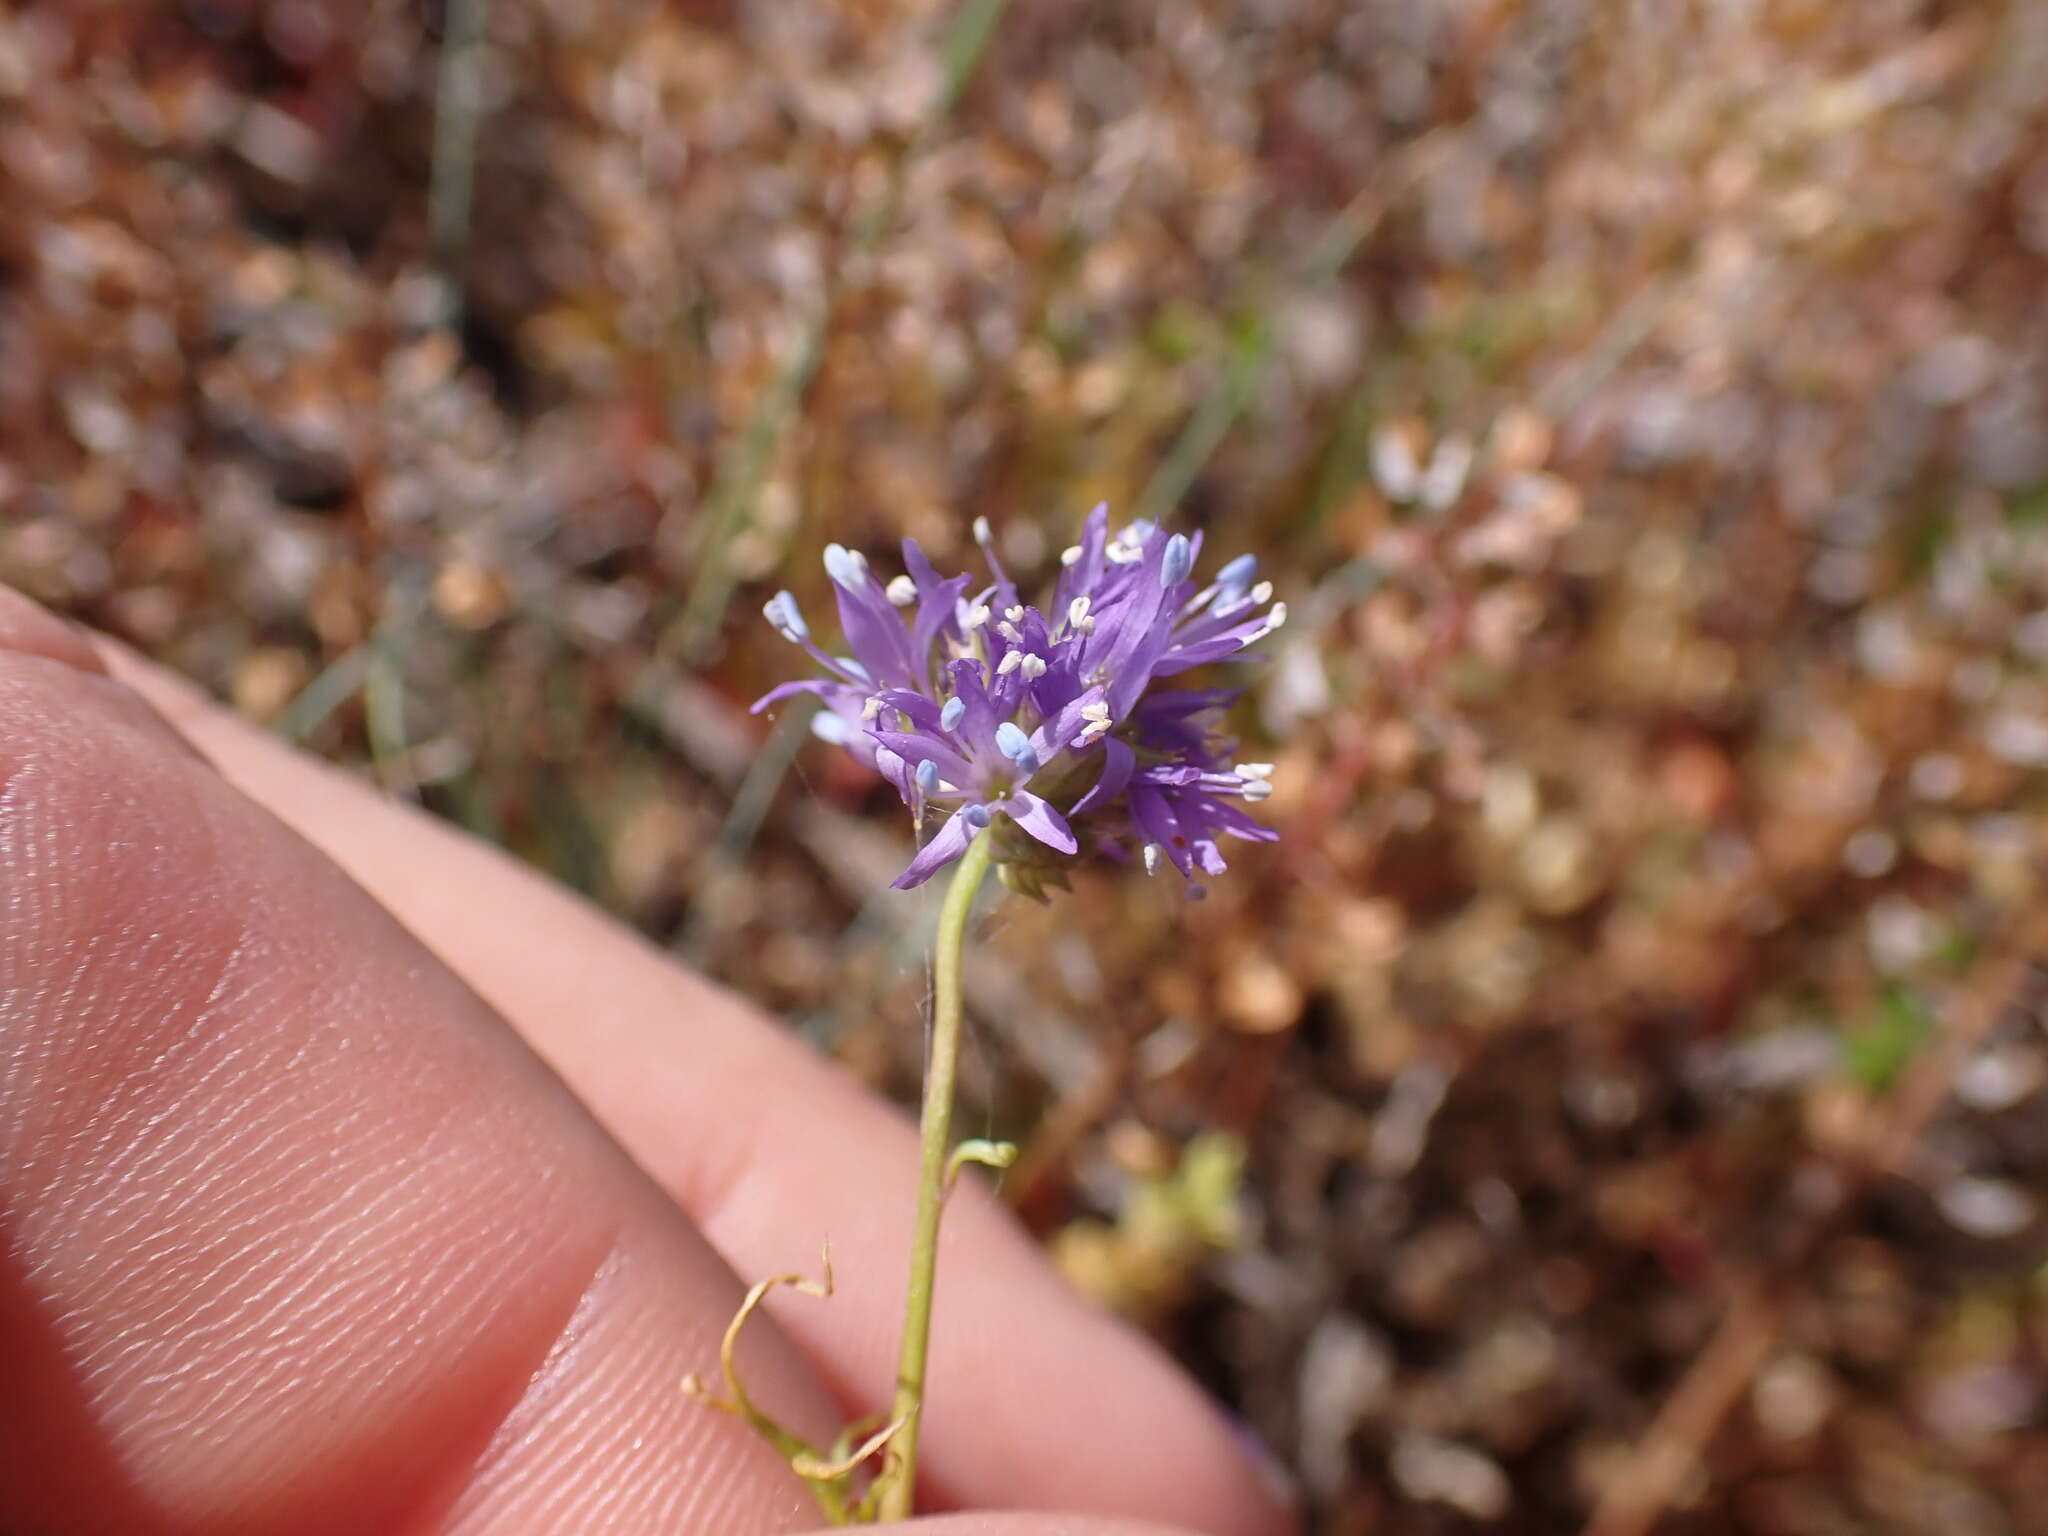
[0,585,107,674]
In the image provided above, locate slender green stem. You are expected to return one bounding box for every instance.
[664,0,1014,664]
[878,829,995,1520]
[430,0,488,311]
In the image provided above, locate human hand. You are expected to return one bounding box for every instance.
[0,587,1294,1536]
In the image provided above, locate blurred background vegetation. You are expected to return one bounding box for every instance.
[4,1,2048,1530]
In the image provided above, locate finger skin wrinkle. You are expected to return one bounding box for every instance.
[0,656,621,1532]
[438,1234,819,1536]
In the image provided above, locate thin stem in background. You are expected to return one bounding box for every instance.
[1135,131,1447,526]
[275,571,431,749]
[665,0,1013,665]
[877,827,996,1521]
[677,695,820,964]
[430,0,489,316]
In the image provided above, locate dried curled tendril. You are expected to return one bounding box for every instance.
[683,1138,1014,1525]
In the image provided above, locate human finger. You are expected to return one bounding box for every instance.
[0,614,838,1534]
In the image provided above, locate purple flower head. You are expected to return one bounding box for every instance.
[753,506,1282,892]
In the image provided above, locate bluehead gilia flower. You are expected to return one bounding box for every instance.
[753,505,1283,891]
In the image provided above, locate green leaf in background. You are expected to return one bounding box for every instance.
[1841,984,1936,1092]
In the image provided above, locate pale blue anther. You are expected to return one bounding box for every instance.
[765,590,808,641]
[1160,533,1194,588]
[940,696,966,731]
[995,720,1040,773]
[1215,553,1257,596]
[822,543,866,589]
[915,758,940,795]
[963,803,993,828]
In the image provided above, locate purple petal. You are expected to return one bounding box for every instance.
[873,744,910,797]
[1056,501,1110,612]
[1128,786,1193,875]
[832,579,920,689]
[1095,542,1181,713]
[1070,737,1135,816]
[1034,683,1109,756]
[891,810,980,889]
[750,678,845,714]
[1026,650,1087,721]
[946,659,1002,744]
[780,629,879,689]
[870,688,947,732]
[1147,636,1259,676]
[1173,591,1269,646]
[867,730,975,786]
[901,538,943,590]
[1106,627,1179,717]
[1196,793,1280,842]
[999,791,1078,855]
[902,541,971,676]
[911,574,971,674]
[988,659,1031,719]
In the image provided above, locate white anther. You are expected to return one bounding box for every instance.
[1019,654,1047,680]
[1250,580,1274,605]
[996,621,1023,644]
[886,574,918,607]
[1105,541,1143,564]
[1081,701,1112,721]
[823,543,869,589]
[1142,844,1162,875]
[1004,605,1025,623]
[997,650,1023,676]
[973,516,993,545]
[1060,545,1082,567]
[1239,778,1274,802]
[1236,762,1274,780]
[1067,596,1092,628]
[1248,602,1288,641]
[960,602,991,629]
